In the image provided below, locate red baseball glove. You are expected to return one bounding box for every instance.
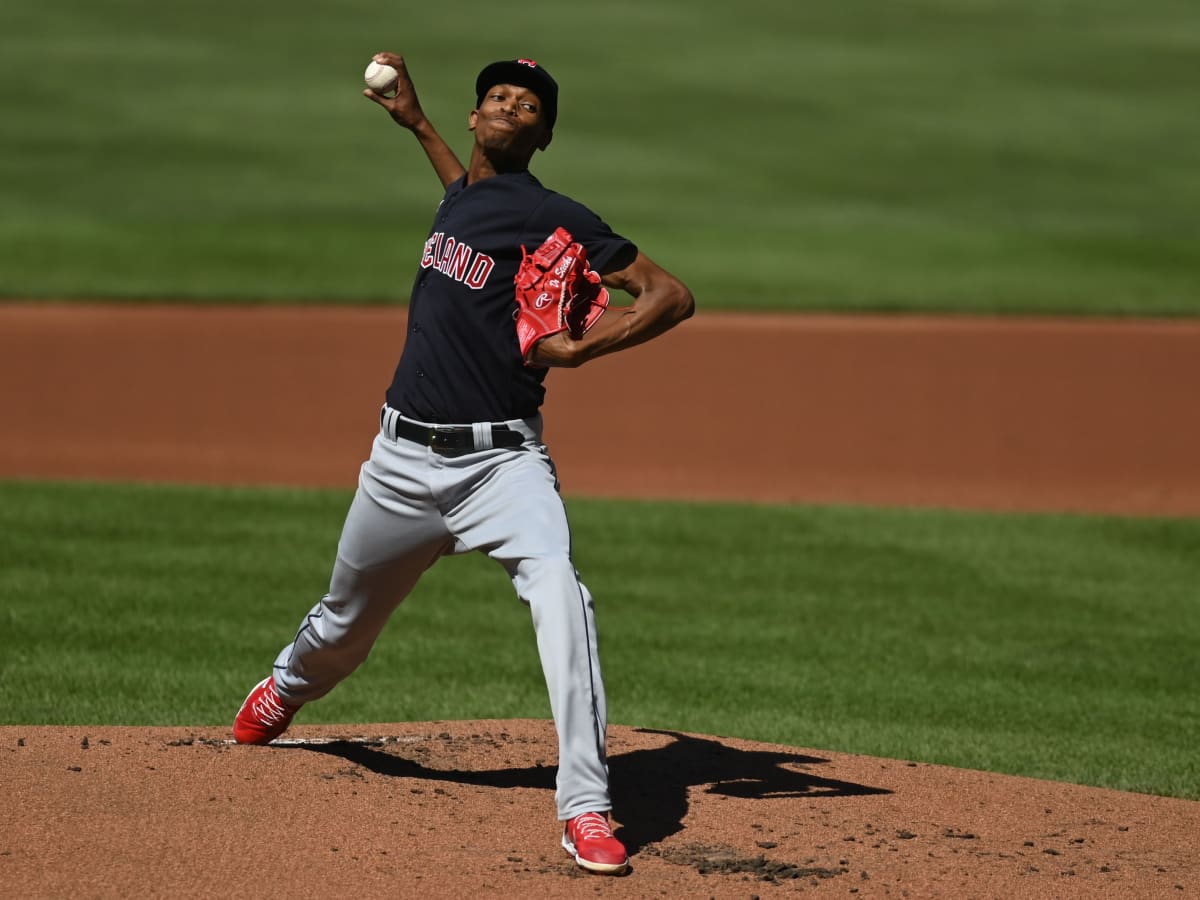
[514,227,609,364]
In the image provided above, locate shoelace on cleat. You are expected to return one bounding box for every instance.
[573,813,615,841]
[251,687,291,725]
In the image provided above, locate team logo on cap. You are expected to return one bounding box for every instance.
[517,58,538,68]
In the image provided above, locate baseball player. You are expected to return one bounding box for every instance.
[233,53,694,875]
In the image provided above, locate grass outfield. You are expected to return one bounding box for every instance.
[1,1,1197,315]
[2,480,1197,799]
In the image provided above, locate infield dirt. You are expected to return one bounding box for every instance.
[3,722,1198,899]
[2,304,1198,898]
[2,303,1200,515]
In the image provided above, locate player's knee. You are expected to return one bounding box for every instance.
[515,555,583,602]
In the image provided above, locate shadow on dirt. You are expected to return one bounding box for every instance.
[295,728,890,852]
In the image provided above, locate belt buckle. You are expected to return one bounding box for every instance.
[430,426,471,454]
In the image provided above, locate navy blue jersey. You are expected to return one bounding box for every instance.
[386,171,636,423]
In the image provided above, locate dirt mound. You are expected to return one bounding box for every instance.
[2,721,1195,898]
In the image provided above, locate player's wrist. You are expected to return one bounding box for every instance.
[405,112,434,134]
[529,332,584,368]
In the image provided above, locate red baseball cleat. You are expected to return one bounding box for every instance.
[562,811,629,874]
[233,676,301,744]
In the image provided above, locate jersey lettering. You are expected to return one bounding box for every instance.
[448,242,473,281]
[437,236,456,274]
[465,254,495,289]
[420,231,495,291]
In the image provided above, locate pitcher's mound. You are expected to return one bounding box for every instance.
[2,720,1195,898]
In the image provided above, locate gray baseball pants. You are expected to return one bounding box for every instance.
[271,406,611,820]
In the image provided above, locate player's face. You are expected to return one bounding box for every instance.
[470,84,552,156]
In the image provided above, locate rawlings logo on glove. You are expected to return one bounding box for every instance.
[514,227,609,364]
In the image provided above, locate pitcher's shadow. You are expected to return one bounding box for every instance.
[296,727,891,853]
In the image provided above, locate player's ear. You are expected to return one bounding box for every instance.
[537,130,553,151]
[468,108,479,131]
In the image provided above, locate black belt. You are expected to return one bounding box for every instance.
[387,414,525,455]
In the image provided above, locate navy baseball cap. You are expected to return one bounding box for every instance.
[475,59,558,131]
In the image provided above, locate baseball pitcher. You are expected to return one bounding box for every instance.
[233,53,694,875]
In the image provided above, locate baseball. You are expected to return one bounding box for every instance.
[364,61,399,95]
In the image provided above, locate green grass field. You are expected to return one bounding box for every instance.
[2,0,1198,314]
[3,480,1197,799]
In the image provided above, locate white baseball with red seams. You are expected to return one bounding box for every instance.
[364,61,399,94]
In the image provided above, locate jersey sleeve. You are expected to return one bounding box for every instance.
[524,193,638,275]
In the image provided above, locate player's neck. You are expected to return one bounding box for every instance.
[466,146,533,184]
